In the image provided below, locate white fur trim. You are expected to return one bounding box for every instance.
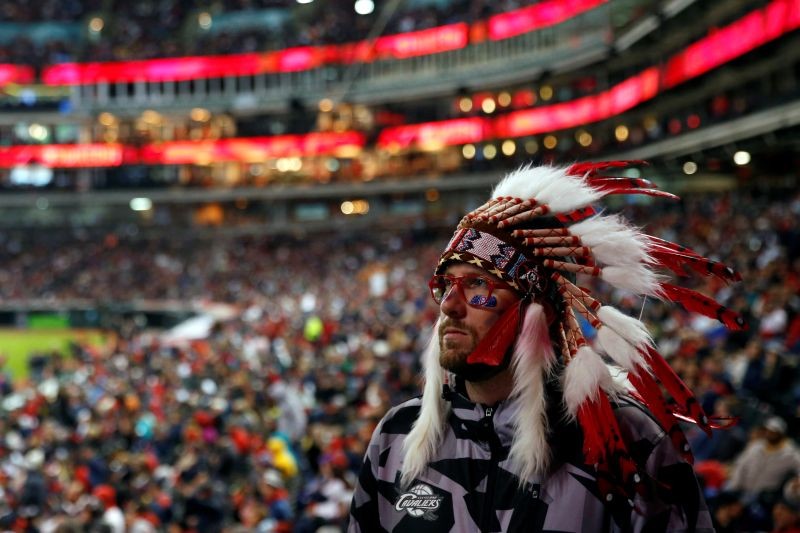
[507,303,556,483]
[562,346,613,418]
[400,320,449,487]
[492,165,604,214]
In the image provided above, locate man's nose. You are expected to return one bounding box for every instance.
[439,285,467,317]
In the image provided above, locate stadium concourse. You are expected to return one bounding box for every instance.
[0,188,796,531]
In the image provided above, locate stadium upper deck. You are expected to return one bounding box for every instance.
[0,0,796,235]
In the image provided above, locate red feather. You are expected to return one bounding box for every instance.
[646,235,702,256]
[568,160,648,176]
[577,393,642,504]
[600,187,680,200]
[640,346,711,436]
[588,176,658,191]
[659,283,747,330]
[647,236,742,282]
[556,206,596,223]
[627,369,694,463]
[576,398,608,467]
[650,250,695,278]
[650,248,742,282]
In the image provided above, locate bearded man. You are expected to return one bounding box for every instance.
[348,162,744,532]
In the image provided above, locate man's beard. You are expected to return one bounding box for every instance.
[437,319,513,382]
[438,319,479,375]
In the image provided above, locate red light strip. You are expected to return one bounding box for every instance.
[0,64,35,87]
[0,132,365,169]
[663,0,800,88]
[488,0,607,40]
[41,3,601,85]
[6,0,797,163]
[495,68,659,137]
[378,0,800,150]
[376,117,489,150]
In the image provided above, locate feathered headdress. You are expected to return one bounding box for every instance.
[401,161,744,503]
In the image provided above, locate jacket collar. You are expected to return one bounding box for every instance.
[442,378,517,449]
[441,376,583,466]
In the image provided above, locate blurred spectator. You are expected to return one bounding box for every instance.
[726,417,800,502]
[787,475,800,508]
[92,485,124,533]
[772,498,800,533]
[269,376,308,445]
[711,491,746,533]
[295,452,353,533]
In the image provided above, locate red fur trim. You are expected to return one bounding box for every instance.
[466,301,522,366]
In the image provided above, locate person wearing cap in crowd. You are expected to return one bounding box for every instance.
[348,162,748,532]
[726,416,800,501]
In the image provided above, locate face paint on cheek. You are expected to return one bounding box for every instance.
[469,295,497,308]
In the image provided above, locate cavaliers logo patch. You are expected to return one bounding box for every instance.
[394,483,442,520]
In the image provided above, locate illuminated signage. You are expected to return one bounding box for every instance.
[489,0,607,40]
[0,132,365,168]
[0,64,35,87]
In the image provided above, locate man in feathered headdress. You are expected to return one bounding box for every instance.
[348,162,744,532]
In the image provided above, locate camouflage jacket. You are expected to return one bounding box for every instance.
[348,384,713,533]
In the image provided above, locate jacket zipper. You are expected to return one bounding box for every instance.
[479,406,501,533]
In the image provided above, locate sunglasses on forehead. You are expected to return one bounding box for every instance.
[428,273,515,308]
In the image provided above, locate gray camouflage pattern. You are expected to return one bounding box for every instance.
[349,386,713,532]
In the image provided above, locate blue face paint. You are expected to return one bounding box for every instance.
[470,295,497,308]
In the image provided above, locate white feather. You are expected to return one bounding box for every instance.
[570,215,653,267]
[535,174,604,213]
[492,165,604,214]
[400,320,450,487]
[491,162,535,197]
[601,265,663,296]
[507,303,556,484]
[562,345,613,417]
[596,325,648,372]
[597,305,652,343]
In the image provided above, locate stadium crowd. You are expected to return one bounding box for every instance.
[0,186,798,532]
[0,0,530,66]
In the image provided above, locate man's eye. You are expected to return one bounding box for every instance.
[465,277,488,289]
